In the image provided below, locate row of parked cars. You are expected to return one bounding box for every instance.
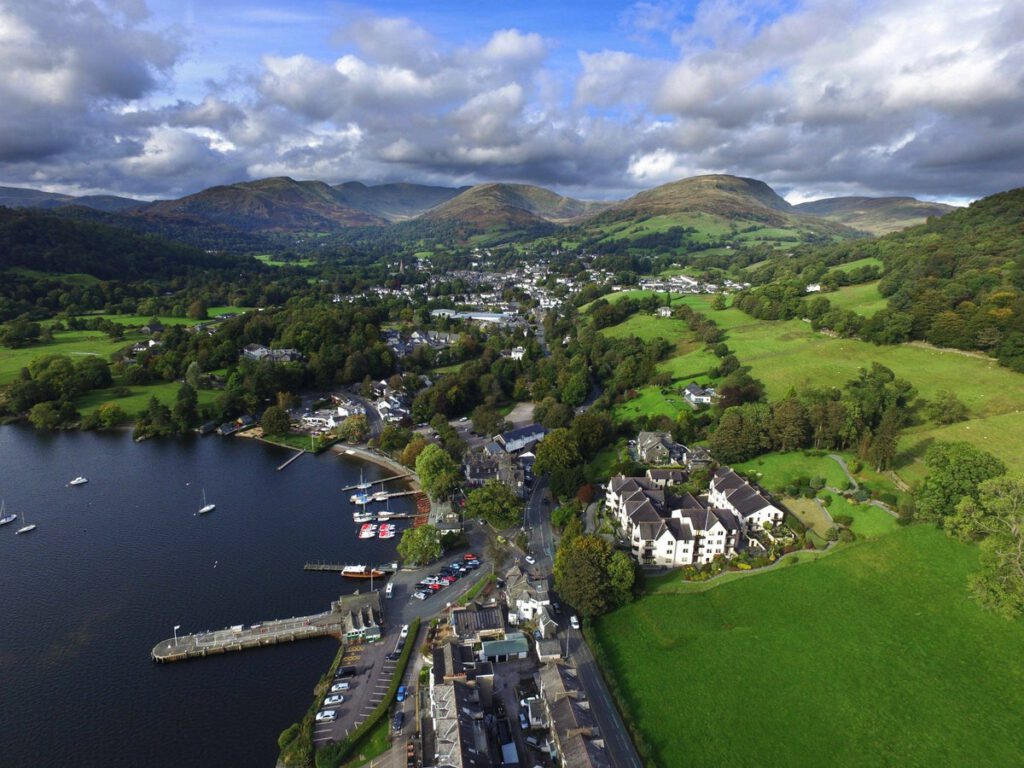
[315,666,359,723]
[411,553,482,600]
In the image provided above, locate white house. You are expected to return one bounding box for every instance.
[605,472,742,567]
[683,382,715,406]
[496,424,548,454]
[709,468,785,530]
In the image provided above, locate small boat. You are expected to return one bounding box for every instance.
[198,488,216,515]
[358,523,378,539]
[341,564,386,579]
[16,512,36,535]
[349,491,371,505]
[369,490,389,502]
[0,500,16,527]
[353,510,375,523]
[69,476,88,486]
[378,524,395,540]
[355,469,372,491]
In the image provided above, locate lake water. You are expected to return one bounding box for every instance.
[0,425,413,767]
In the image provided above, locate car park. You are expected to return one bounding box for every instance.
[392,711,405,731]
[570,615,580,630]
[316,710,337,722]
[397,685,408,702]
[324,694,344,706]
[330,682,350,692]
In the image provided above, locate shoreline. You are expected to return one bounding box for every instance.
[330,444,421,491]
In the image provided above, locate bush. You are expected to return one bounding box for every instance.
[819,494,833,506]
[785,484,799,497]
[833,514,854,527]
[854,488,871,502]
[801,487,816,499]
[809,476,825,490]
[826,526,840,541]
[849,459,863,473]
[838,528,856,542]
[879,491,898,506]
[278,723,300,750]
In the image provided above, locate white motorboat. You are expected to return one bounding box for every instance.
[198,488,216,515]
[69,476,88,486]
[353,510,375,523]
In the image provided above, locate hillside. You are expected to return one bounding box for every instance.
[416,183,609,240]
[795,196,957,235]
[0,207,242,281]
[332,181,465,221]
[139,177,387,233]
[562,174,858,254]
[0,185,146,213]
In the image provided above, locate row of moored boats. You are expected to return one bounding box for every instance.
[1,476,89,535]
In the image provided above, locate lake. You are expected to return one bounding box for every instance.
[0,425,413,766]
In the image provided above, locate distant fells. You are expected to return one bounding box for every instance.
[0,174,955,241]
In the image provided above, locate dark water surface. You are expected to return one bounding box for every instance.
[0,425,411,767]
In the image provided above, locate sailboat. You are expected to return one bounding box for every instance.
[0,499,16,526]
[16,511,36,534]
[198,488,216,515]
[355,468,372,491]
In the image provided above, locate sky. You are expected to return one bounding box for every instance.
[1,0,1022,203]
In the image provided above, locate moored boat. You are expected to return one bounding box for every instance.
[0,499,16,527]
[69,476,88,486]
[378,523,395,539]
[353,509,375,523]
[340,564,386,579]
[358,523,378,539]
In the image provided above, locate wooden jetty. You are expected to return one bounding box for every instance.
[340,472,412,491]
[276,450,305,471]
[304,561,397,574]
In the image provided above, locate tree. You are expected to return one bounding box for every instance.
[185,361,201,390]
[947,474,1024,618]
[560,370,588,408]
[608,551,637,605]
[770,397,810,452]
[97,402,128,429]
[551,503,579,530]
[416,443,461,500]
[378,424,412,454]
[339,414,369,443]
[27,400,61,429]
[464,481,524,529]
[570,409,613,461]
[554,534,613,618]
[400,436,428,468]
[261,405,291,436]
[924,390,969,425]
[916,442,1006,521]
[172,382,199,431]
[535,428,581,476]
[187,299,208,320]
[397,524,442,566]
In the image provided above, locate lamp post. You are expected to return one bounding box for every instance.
[173,624,181,647]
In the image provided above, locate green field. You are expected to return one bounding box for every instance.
[254,254,316,268]
[783,496,832,536]
[592,525,1024,768]
[0,330,138,385]
[7,267,102,285]
[819,280,888,317]
[71,306,250,327]
[600,314,689,345]
[613,385,690,422]
[825,495,898,538]
[832,256,884,273]
[74,382,219,417]
[676,295,1024,474]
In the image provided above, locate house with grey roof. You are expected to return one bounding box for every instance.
[709,467,784,531]
[536,662,610,768]
[683,381,715,406]
[636,430,685,464]
[605,470,742,567]
[495,423,548,454]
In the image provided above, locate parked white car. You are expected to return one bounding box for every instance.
[400,624,410,639]
[315,710,337,722]
[570,615,580,630]
[324,695,344,706]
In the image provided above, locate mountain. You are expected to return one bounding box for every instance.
[139,177,388,233]
[332,182,466,221]
[416,183,609,240]
[562,174,858,253]
[0,185,146,213]
[794,196,958,235]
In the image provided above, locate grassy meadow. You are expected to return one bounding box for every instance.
[592,525,1024,768]
[0,330,139,385]
[817,280,888,317]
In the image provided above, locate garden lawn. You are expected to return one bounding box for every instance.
[782,496,832,536]
[732,451,849,493]
[586,440,628,483]
[0,330,139,385]
[591,525,1024,768]
[825,495,898,538]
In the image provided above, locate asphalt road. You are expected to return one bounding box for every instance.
[345,389,384,439]
[527,473,643,768]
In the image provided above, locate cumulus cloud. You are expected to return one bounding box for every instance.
[0,0,1021,202]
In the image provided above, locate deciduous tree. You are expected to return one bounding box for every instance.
[464,481,523,529]
[397,524,442,566]
[917,442,1006,521]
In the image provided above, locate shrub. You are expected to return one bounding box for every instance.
[785,484,800,497]
[819,494,833,506]
[879,491,898,506]
[854,488,871,502]
[849,459,863,473]
[838,528,856,542]
[826,526,840,541]
[833,514,854,527]
[809,476,825,490]
[278,723,300,750]
[801,487,816,499]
